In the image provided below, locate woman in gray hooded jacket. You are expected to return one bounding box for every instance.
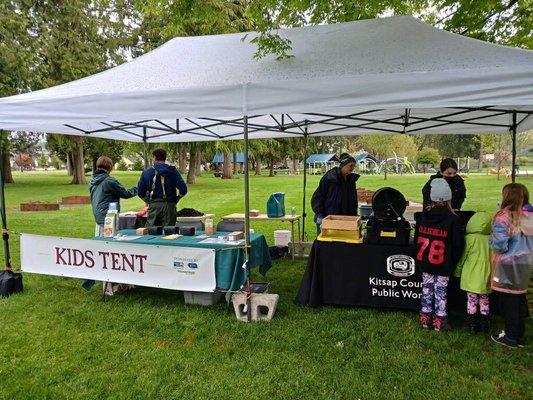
[89,156,137,233]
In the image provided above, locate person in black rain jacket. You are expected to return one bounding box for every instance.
[422,158,466,210]
[311,153,360,232]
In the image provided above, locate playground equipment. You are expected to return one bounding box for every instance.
[377,153,416,174]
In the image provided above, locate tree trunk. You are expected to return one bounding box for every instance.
[1,148,13,184]
[292,159,299,175]
[70,136,86,184]
[92,157,97,172]
[0,131,13,183]
[233,161,238,175]
[178,143,188,174]
[187,150,197,184]
[195,152,202,177]
[66,153,73,176]
[478,141,483,171]
[255,160,262,175]
[222,152,232,179]
[269,158,275,177]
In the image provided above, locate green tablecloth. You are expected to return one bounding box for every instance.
[93,230,272,291]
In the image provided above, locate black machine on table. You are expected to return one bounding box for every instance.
[365,187,411,246]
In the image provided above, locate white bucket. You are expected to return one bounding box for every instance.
[274,230,291,247]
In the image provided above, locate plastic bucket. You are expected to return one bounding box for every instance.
[274,230,291,246]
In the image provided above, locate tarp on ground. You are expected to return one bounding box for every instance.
[0,16,532,142]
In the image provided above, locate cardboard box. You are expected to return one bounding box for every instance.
[321,215,361,231]
[227,231,244,241]
[320,215,361,240]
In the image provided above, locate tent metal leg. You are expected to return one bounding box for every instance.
[142,127,148,169]
[243,115,252,322]
[511,112,517,183]
[0,132,11,269]
[301,128,309,242]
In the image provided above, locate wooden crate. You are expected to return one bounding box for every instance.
[20,202,59,212]
[61,195,90,205]
[321,215,361,236]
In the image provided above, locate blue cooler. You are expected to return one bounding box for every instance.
[267,192,285,217]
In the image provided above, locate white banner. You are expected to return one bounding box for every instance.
[20,234,216,292]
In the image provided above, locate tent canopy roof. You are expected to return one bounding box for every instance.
[212,152,245,163]
[1,16,532,142]
[306,154,339,163]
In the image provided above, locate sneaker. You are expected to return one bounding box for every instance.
[81,279,96,291]
[419,313,431,329]
[433,316,451,332]
[491,331,518,348]
[516,338,526,348]
[103,282,115,296]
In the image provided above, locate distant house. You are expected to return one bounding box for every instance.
[115,156,134,170]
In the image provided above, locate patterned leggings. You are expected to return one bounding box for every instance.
[421,272,449,318]
[466,292,489,315]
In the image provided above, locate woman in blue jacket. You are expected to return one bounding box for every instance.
[311,153,359,232]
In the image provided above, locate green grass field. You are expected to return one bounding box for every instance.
[0,171,531,400]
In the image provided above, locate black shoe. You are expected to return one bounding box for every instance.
[517,338,526,348]
[433,316,451,332]
[468,314,480,334]
[479,315,490,333]
[491,331,518,348]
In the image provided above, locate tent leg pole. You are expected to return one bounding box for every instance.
[0,131,11,270]
[511,112,517,183]
[243,115,252,322]
[301,128,308,242]
[142,127,149,169]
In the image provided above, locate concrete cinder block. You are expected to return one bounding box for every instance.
[232,292,279,322]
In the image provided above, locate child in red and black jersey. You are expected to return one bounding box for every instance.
[415,178,464,331]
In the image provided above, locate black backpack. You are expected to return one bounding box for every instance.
[0,270,23,297]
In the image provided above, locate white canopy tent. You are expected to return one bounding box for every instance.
[0,15,532,274]
[0,16,532,141]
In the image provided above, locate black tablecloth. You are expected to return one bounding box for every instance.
[296,240,465,311]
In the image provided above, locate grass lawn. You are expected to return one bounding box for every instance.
[0,170,531,400]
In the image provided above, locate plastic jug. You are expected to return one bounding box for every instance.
[267,192,285,217]
[103,202,118,237]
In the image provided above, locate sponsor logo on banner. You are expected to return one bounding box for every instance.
[386,255,415,277]
[367,254,420,301]
[188,262,198,269]
[173,261,184,269]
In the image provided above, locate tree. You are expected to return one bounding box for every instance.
[4,1,138,184]
[355,134,417,161]
[431,134,481,159]
[136,0,253,55]
[46,134,72,174]
[14,153,34,171]
[389,134,418,160]
[246,1,532,60]
[85,137,125,171]
[416,147,440,172]
[9,132,42,157]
